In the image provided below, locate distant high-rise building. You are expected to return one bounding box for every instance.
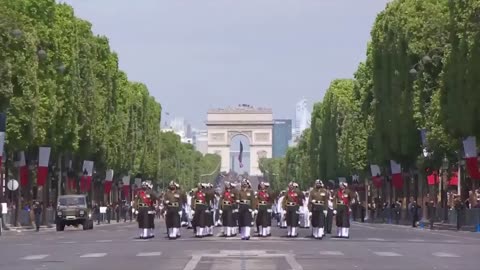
[272,119,292,158]
[293,99,311,141]
[193,129,208,155]
[186,124,192,138]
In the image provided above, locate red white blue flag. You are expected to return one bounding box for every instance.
[238,141,243,168]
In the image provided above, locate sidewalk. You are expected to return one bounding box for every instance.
[355,219,478,232]
[3,220,134,233]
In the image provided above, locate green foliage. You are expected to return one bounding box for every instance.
[260,0,480,186]
[0,0,219,190]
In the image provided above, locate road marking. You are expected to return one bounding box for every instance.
[21,255,49,260]
[407,239,425,242]
[132,239,151,242]
[443,240,460,243]
[183,255,202,270]
[96,240,113,243]
[80,253,107,258]
[59,241,77,244]
[432,252,460,258]
[373,252,402,257]
[319,251,344,256]
[367,238,385,241]
[285,254,304,270]
[136,252,162,257]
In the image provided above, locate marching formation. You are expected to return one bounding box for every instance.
[134,178,358,240]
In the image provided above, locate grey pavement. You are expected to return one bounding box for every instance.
[1,220,479,270]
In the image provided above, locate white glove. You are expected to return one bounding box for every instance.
[253,210,258,215]
[135,210,138,215]
[267,209,272,213]
[178,211,182,216]
[248,209,253,213]
[205,210,210,213]
[233,209,239,213]
[323,210,327,215]
[333,210,337,215]
[282,210,286,215]
[219,210,223,214]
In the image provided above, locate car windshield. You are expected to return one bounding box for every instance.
[58,197,86,207]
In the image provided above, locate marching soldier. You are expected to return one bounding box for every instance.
[219,182,237,237]
[309,179,329,239]
[204,183,215,237]
[277,191,287,228]
[282,182,303,237]
[191,183,208,238]
[238,179,255,240]
[135,181,156,239]
[163,181,183,239]
[254,182,273,237]
[300,190,311,228]
[334,182,354,238]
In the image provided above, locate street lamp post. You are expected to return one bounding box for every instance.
[442,155,449,222]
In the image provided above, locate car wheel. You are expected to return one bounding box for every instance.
[83,220,89,230]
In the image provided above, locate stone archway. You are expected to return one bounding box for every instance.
[206,106,274,176]
[229,134,250,174]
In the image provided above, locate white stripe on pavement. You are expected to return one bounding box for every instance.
[407,239,425,242]
[319,251,344,256]
[432,252,460,258]
[96,240,113,243]
[367,238,385,241]
[136,252,162,257]
[59,241,77,244]
[80,253,107,258]
[21,255,50,260]
[373,252,402,257]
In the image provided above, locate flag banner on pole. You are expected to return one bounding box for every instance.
[0,131,5,174]
[352,174,360,184]
[238,141,243,168]
[370,164,382,188]
[134,177,141,188]
[37,147,51,186]
[390,160,403,189]
[80,160,94,192]
[122,175,131,198]
[104,169,114,194]
[463,136,480,179]
[426,168,439,185]
[449,169,459,186]
[19,151,29,187]
[67,177,76,191]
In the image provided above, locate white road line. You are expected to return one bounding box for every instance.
[59,241,77,244]
[132,239,151,242]
[432,252,460,258]
[367,238,385,241]
[407,239,425,242]
[136,252,162,257]
[285,254,304,270]
[443,240,460,243]
[96,240,113,243]
[373,252,402,257]
[183,255,202,270]
[21,255,50,260]
[319,251,344,256]
[80,253,107,258]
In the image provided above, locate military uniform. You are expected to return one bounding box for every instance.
[254,182,273,237]
[309,180,328,239]
[334,183,354,238]
[219,182,237,237]
[277,192,287,228]
[191,183,208,237]
[326,192,334,233]
[204,184,215,236]
[135,182,156,239]
[282,182,303,237]
[164,183,183,239]
[238,180,255,240]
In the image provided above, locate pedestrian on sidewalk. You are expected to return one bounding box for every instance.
[409,200,419,227]
[33,201,42,232]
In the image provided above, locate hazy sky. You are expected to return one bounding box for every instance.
[63,0,390,128]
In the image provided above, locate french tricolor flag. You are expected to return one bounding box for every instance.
[463,136,480,179]
[19,151,29,187]
[104,169,114,194]
[370,164,382,188]
[80,160,94,192]
[37,147,51,186]
[390,160,403,189]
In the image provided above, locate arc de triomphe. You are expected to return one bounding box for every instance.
[206,105,273,176]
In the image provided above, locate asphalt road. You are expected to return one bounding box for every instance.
[1,220,479,270]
